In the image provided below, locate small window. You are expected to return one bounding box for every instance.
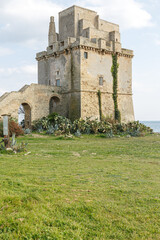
[84,52,88,59]
[49,80,51,85]
[61,41,64,47]
[86,32,89,38]
[99,77,103,86]
[56,79,60,87]
[56,71,60,76]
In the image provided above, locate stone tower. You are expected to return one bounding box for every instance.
[36,5,134,122]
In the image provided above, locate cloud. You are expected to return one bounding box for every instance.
[0,47,14,56]
[155,39,160,45]
[0,64,37,77]
[75,0,153,29]
[0,67,20,75]
[0,0,63,44]
[0,0,152,47]
[0,64,37,96]
[133,80,154,94]
[21,65,37,74]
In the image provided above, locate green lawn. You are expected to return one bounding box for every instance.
[0,134,160,239]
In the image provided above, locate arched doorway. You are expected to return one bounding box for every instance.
[49,96,60,114]
[18,103,31,129]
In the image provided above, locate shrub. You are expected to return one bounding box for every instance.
[32,113,72,134]
[48,112,59,123]
[9,120,24,136]
[24,128,32,134]
[46,125,55,135]
[0,119,24,137]
[32,114,153,138]
[112,121,153,136]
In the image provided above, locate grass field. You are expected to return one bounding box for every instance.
[0,134,160,239]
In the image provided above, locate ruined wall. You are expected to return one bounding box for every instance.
[0,84,63,122]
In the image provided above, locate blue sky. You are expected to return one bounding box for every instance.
[0,0,160,120]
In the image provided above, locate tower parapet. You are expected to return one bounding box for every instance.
[37,5,133,59]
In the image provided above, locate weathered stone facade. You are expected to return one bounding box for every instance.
[0,84,62,127]
[0,5,134,124]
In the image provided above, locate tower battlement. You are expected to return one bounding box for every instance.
[37,5,133,60]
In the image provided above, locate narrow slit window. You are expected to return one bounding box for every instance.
[56,71,60,76]
[99,77,103,86]
[84,52,88,59]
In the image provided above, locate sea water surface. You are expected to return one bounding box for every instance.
[140,121,160,133]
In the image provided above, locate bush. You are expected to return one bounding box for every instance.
[0,119,24,137]
[9,120,24,136]
[32,113,72,134]
[32,114,153,138]
[112,121,153,136]
[24,128,32,134]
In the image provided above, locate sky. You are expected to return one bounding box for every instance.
[0,0,160,121]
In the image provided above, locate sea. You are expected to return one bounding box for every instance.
[140,121,160,133]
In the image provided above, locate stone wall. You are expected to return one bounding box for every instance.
[37,45,134,123]
[80,48,134,122]
[37,47,81,120]
[0,84,63,122]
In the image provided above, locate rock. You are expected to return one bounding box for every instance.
[6,148,13,151]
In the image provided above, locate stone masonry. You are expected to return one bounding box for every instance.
[0,5,134,125]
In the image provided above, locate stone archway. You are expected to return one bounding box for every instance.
[18,103,31,129]
[49,96,60,114]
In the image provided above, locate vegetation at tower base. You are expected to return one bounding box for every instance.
[32,113,153,137]
[111,53,121,122]
[97,90,102,121]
